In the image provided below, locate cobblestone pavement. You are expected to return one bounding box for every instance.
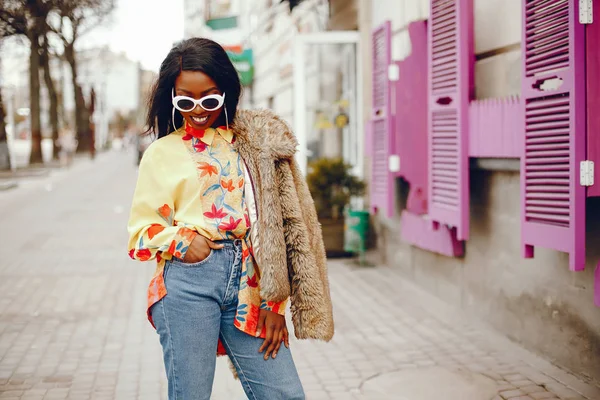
[1,150,599,400]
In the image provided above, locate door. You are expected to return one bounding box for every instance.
[292,32,363,179]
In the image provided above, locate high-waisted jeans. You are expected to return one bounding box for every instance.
[150,239,305,400]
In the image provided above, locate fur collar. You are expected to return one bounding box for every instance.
[231,109,298,160]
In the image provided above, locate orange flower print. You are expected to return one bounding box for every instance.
[221,179,235,192]
[198,162,218,177]
[158,204,172,220]
[136,248,152,261]
[245,304,260,334]
[168,240,176,255]
[178,227,197,242]
[148,224,165,240]
[238,178,244,188]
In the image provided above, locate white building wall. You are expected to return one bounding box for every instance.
[71,49,140,119]
[184,0,253,45]
[249,0,328,123]
[183,0,207,38]
[370,0,521,100]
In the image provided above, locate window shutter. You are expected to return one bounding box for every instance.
[370,21,394,217]
[587,0,600,198]
[428,0,474,240]
[521,0,586,271]
[395,21,429,215]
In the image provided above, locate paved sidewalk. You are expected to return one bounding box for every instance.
[0,150,598,400]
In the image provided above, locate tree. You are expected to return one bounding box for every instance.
[0,42,12,170]
[0,74,11,170]
[51,0,114,154]
[0,0,54,165]
[40,32,59,159]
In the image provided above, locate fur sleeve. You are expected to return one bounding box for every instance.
[256,155,291,303]
[276,159,334,341]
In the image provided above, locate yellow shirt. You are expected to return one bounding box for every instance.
[127,124,287,355]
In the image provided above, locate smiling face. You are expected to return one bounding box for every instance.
[174,70,223,130]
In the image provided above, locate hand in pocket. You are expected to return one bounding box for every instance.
[183,236,224,263]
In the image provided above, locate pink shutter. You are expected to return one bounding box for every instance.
[521,0,586,271]
[587,0,600,198]
[469,96,522,158]
[370,21,394,217]
[585,2,599,306]
[395,21,428,215]
[428,0,474,241]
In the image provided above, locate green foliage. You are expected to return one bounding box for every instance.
[306,157,365,220]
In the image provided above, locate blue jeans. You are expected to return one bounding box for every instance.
[150,239,305,400]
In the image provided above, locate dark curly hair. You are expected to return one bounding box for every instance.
[144,37,242,138]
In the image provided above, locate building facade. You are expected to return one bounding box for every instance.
[183,0,600,383]
[360,0,600,384]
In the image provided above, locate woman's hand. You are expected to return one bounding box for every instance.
[182,235,223,263]
[256,309,289,360]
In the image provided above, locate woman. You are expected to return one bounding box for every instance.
[127,37,333,400]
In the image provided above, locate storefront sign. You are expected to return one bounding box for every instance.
[226,48,254,86]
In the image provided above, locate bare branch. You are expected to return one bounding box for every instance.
[0,1,28,38]
[49,0,115,46]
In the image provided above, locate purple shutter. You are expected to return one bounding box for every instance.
[428,0,474,240]
[587,1,600,198]
[370,21,394,217]
[521,0,586,271]
[468,96,522,158]
[395,21,429,215]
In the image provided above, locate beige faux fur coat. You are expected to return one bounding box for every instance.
[231,109,334,342]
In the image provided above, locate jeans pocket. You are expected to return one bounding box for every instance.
[172,249,215,267]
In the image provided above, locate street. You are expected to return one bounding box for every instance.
[0,150,598,400]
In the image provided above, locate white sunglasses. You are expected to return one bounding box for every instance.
[171,89,226,112]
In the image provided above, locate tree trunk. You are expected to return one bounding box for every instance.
[28,28,43,165]
[65,43,90,154]
[41,35,60,160]
[0,79,11,171]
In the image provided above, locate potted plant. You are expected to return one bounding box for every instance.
[306,157,365,256]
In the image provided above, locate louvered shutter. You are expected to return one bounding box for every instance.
[521,0,586,271]
[370,21,394,217]
[428,0,473,240]
[587,0,600,198]
[395,21,429,215]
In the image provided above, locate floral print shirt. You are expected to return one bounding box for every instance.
[127,123,287,355]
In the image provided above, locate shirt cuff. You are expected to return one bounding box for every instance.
[171,227,198,260]
[260,298,288,316]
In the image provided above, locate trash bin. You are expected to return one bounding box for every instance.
[344,210,370,263]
